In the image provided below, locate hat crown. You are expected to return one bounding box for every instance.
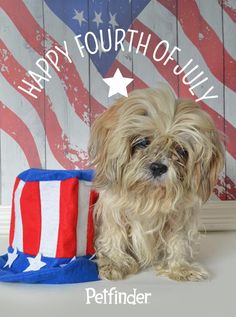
[9,169,97,259]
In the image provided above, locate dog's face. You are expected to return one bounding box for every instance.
[89,85,224,208]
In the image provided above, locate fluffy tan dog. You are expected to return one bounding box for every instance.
[88,84,224,282]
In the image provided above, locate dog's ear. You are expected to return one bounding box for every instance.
[88,105,117,164]
[194,131,224,203]
[88,99,124,189]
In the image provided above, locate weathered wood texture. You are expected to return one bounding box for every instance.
[0,0,235,205]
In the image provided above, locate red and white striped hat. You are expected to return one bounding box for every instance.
[9,169,98,258]
[0,169,100,284]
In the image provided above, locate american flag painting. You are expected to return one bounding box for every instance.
[0,0,236,205]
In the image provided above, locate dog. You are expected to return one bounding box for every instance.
[88,84,224,282]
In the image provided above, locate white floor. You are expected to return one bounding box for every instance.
[0,232,235,317]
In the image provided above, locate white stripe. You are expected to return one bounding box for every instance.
[39,181,60,257]
[196,0,236,60]
[0,9,89,154]
[76,181,91,256]
[12,180,25,251]
[0,132,29,205]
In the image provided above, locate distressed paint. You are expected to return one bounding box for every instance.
[0,0,235,204]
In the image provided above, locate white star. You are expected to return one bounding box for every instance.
[92,11,103,28]
[23,253,46,272]
[109,12,119,30]
[103,68,133,97]
[73,9,87,26]
[4,248,18,268]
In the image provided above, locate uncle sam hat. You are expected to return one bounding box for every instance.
[0,168,100,284]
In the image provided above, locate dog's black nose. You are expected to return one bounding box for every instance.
[150,163,168,177]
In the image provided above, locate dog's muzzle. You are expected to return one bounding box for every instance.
[150,162,168,178]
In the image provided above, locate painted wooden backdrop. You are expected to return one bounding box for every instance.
[0,0,236,206]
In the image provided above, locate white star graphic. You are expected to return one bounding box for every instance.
[4,248,18,268]
[23,253,46,272]
[73,9,87,26]
[109,12,119,30]
[103,68,133,97]
[92,11,103,28]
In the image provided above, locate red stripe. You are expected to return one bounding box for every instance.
[157,0,177,15]
[1,0,104,125]
[214,175,236,200]
[56,178,79,258]
[9,177,20,246]
[0,41,88,168]
[225,176,236,200]
[20,181,41,256]
[214,178,227,200]
[86,191,98,255]
[0,101,41,167]
[158,0,236,92]
[220,0,236,23]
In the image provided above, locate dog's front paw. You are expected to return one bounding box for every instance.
[156,263,208,282]
[98,257,139,280]
[98,262,124,280]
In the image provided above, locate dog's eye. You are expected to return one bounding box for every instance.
[176,146,188,159]
[132,137,150,150]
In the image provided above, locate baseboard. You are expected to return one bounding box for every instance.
[0,206,11,237]
[0,202,236,237]
[199,201,236,231]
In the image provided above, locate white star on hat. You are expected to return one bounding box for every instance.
[103,68,133,97]
[23,253,46,272]
[3,248,18,268]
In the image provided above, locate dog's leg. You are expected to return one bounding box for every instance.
[96,225,139,280]
[155,232,208,282]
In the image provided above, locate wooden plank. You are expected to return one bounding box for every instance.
[42,0,90,169]
[0,133,29,205]
[132,0,178,94]
[89,0,133,122]
[0,99,2,205]
[222,2,236,200]
[177,0,226,200]
[0,0,45,205]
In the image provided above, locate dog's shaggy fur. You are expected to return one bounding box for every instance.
[88,84,224,282]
